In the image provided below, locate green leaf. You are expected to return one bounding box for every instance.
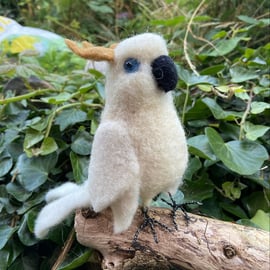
[151,15,185,26]
[23,129,44,149]
[220,202,248,219]
[178,66,217,86]
[57,244,92,270]
[6,182,32,202]
[242,191,270,217]
[17,211,38,246]
[202,97,242,120]
[15,65,37,78]
[16,153,58,191]
[184,157,202,180]
[39,137,58,155]
[188,135,216,160]
[0,239,24,269]
[197,84,212,92]
[230,66,259,83]
[200,64,225,75]
[0,150,13,178]
[0,250,9,270]
[55,108,87,131]
[205,37,242,56]
[70,152,89,183]
[88,3,113,14]
[71,130,92,155]
[182,174,214,202]
[185,99,212,121]
[17,193,44,215]
[221,181,246,200]
[206,127,268,175]
[250,101,270,114]
[250,210,270,231]
[0,225,17,249]
[41,93,72,104]
[244,122,270,141]
[219,122,240,140]
[238,15,260,25]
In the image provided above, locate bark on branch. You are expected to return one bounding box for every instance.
[74,208,269,270]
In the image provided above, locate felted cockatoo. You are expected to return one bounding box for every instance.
[34,33,188,239]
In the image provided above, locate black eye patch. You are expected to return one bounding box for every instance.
[151,55,178,92]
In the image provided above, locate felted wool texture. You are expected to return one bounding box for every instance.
[34,33,188,239]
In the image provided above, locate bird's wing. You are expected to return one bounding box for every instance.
[87,121,140,214]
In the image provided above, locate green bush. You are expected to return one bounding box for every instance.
[0,1,269,269]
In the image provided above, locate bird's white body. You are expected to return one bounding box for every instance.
[34,33,188,239]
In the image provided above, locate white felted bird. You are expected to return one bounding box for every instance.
[34,33,188,239]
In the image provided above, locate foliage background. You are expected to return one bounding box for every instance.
[0,0,269,269]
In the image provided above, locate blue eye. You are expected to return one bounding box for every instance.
[124,58,140,73]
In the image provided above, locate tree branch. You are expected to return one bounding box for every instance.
[74,208,269,270]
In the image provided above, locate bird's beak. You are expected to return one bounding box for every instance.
[151,55,178,92]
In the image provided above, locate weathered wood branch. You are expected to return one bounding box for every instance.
[74,208,269,270]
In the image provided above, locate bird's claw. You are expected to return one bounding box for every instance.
[161,192,202,230]
[132,207,172,246]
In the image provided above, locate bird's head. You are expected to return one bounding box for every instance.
[65,33,178,106]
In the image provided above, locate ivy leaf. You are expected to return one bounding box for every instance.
[202,97,242,120]
[250,101,270,114]
[238,15,260,25]
[221,181,246,200]
[178,66,217,86]
[181,174,214,202]
[57,244,92,270]
[204,37,242,56]
[205,127,268,175]
[71,130,92,155]
[188,135,216,160]
[23,129,44,150]
[6,182,32,202]
[0,150,13,178]
[242,191,269,217]
[220,202,248,219]
[184,157,202,180]
[70,152,89,183]
[17,211,38,246]
[0,225,17,249]
[250,210,270,231]
[16,153,58,191]
[244,121,270,140]
[17,193,44,215]
[184,99,212,121]
[200,64,225,75]
[39,137,58,156]
[55,108,87,131]
[151,15,186,26]
[230,66,259,83]
[41,92,72,104]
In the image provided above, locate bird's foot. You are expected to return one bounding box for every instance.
[161,193,202,230]
[132,207,172,246]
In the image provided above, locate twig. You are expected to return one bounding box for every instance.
[183,0,206,76]
[0,89,58,105]
[239,89,253,140]
[51,229,75,270]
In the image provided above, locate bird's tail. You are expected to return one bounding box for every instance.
[34,183,91,239]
